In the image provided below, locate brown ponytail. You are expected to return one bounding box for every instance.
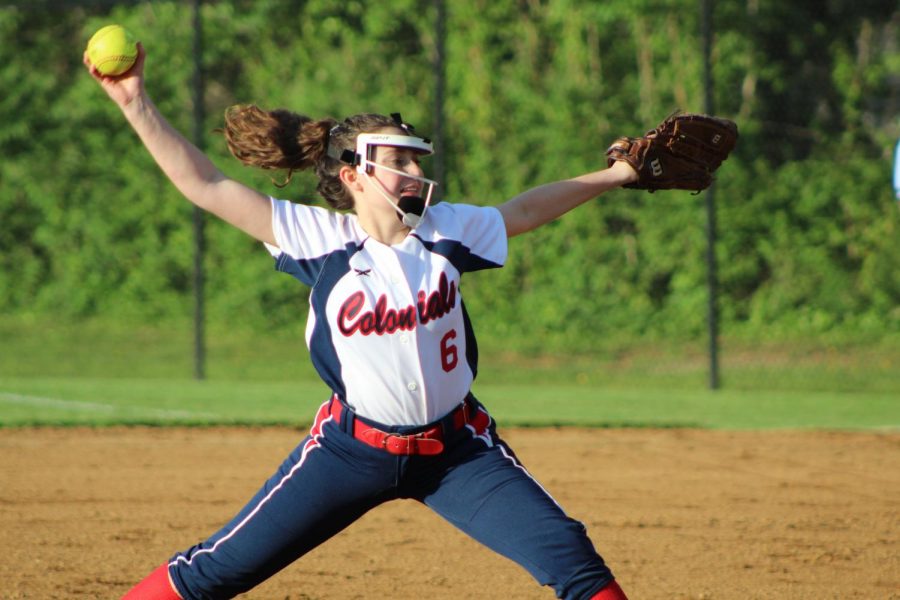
[222,104,333,180]
[222,106,401,210]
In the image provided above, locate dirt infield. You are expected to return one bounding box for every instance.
[0,427,897,599]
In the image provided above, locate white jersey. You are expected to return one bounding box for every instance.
[266,198,508,426]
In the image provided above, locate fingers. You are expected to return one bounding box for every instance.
[82,50,95,73]
[128,42,146,78]
[83,51,104,82]
[135,42,146,66]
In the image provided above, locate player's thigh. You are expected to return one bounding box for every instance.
[169,423,395,598]
[423,437,612,599]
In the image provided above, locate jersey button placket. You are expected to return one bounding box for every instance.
[385,249,426,417]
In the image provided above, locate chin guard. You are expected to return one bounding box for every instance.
[397,195,426,228]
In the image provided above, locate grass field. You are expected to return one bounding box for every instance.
[1,376,896,430]
[1,317,897,429]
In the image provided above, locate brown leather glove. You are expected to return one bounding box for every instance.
[607,112,739,192]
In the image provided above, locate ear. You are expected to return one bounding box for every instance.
[339,165,364,192]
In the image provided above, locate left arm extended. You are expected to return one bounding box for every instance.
[498,161,637,238]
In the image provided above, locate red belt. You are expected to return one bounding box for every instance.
[324,395,488,456]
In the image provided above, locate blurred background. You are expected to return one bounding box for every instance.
[0,0,898,403]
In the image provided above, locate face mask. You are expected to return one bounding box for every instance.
[354,133,438,228]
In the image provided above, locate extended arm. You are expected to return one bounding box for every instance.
[84,44,275,245]
[497,161,637,238]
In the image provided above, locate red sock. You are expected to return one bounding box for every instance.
[121,563,181,599]
[591,579,628,600]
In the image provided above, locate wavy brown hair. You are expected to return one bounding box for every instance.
[222,105,398,210]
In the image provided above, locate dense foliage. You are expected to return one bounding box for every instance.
[1,0,898,354]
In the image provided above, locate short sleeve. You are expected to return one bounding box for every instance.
[264,197,357,260]
[428,203,508,272]
[263,198,361,286]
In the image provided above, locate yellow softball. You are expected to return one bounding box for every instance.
[86,25,138,76]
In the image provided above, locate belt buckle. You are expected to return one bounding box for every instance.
[382,431,443,456]
[382,432,411,455]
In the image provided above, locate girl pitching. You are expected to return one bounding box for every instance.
[86,42,634,600]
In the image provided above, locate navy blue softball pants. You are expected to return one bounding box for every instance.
[167,395,615,599]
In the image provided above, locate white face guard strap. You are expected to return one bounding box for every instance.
[354,133,439,229]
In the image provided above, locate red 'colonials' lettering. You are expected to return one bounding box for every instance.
[338,272,457,337]
[418,271,457,325]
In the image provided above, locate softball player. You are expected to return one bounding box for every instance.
[86,44,634,600]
